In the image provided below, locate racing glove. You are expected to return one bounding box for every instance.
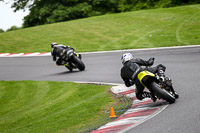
[148,57,155,66]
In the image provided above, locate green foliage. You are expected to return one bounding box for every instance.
[0,29,4,33]
[6,26,20,32]
[2,0,200,28]
[47,2,92,23]
[23,0,119,27]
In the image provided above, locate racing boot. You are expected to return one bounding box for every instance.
[64,63,73,71]
[142,92,157,102]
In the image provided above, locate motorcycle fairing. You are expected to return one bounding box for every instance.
[64,63,70,67]
[138,70,155,87]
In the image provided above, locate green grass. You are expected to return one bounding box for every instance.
[0,81,117,133]
[0,4,199,53]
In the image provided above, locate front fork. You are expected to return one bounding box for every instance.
[158,77,176,96]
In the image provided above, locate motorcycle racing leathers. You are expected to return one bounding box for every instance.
[51,44,74,65]
[120,58,166,101]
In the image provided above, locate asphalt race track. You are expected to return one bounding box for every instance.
[0,46,200,133]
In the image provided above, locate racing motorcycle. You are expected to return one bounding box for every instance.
[138,70,178,103]
[62,49,85,71]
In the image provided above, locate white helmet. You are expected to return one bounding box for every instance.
[121,53,133,65]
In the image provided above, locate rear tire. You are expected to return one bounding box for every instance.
[72,56,85,71]
[150,82,175,104]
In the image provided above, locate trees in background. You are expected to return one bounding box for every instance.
[0,29,4,33]
[6,26,20,32]
[0,0,199,28]
[0,26,20,33]
[23,0,120,27]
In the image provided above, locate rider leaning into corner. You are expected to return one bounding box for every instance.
[51,42,81,66]
[120,53,179,102]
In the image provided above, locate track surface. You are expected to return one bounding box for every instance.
[0,46,200,133]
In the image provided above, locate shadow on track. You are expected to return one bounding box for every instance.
[148,100,169,107]
[50,70,81,76]
[135,100,169,109]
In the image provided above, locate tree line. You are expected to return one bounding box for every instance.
[0,0,199,31]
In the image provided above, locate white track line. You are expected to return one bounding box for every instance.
[76,81,168,133]
[119,105,168,133]
[0,45,200,57]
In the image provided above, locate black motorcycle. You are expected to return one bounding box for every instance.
[62,49,85,71]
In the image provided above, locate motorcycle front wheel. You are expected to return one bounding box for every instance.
[72,56,85,71]
[150,82,175,104]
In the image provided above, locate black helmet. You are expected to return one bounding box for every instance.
[51,42,57,48]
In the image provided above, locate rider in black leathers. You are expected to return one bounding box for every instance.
[120,53,177,102]
[51,42,78,66]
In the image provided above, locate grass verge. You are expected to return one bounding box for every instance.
[0,4,199,53]
[0,81,122,133]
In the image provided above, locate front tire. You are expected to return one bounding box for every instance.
[150,82,175,104]
[72,56,85,71]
